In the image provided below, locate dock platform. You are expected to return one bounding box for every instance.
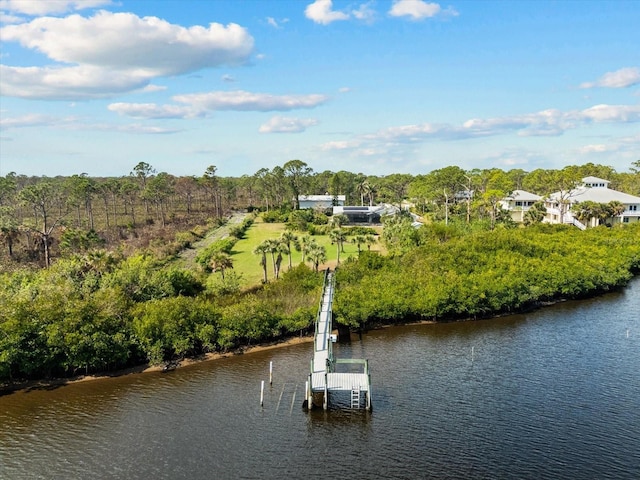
[305,270,371,411]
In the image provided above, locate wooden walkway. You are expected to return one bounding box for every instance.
[305,270,371,411]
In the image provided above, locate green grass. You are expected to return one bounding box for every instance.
[227,219,383,287]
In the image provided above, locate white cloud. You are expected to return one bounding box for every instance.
[320,140,360,151]
[305,0,375,25]
[173,90,329,112]
[0,64,151,100]
[221,74,236,83]
[259,116,319,133]
[578,144,610,154]
[0,11,254,99]
[321,103,640,151]
[1,12,254,74]
[90,123,180,135]
[352,2,376,23]
[266,16,289,28]
[0,11,23,23]
[0,0,112,15]
[0,112,57,128]
[141,84,167,93]
[0,111,180,134]
[305,0,349,25]
[388,0,458,20]
[108,103,203,120]
[266,16,278,28]
[580,104,640,122]
[580,67,640,89]
[577,133,640,156]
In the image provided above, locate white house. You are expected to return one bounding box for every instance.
[545,176,640,228]
[298,194,345,210]
[499,190,543,223]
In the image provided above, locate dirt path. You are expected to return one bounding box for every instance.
[176,212,247,270]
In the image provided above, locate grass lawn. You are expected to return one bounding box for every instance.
[228,218,383,287]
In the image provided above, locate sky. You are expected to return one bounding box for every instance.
[0,0,639,178]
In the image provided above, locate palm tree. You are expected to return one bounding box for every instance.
[352,235,366,254]
[210,252,233,280]
[253,241,270,283]
[523,201,546,226]
[274,242,289,279]
[329,228,347,264]
[280,231,298,271]
[306,243,327,272]
[297,234,313,264]
[265,238,280,277]
[609,200,626,219]
[365,235,377,251]
[356,178,372,206]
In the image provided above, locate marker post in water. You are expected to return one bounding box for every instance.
[269,361,273,385]
[260,380,265,407]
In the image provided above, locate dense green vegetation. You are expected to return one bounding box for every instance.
[335,224,640,328]
[1,160,639,386]
[0,255,323,382]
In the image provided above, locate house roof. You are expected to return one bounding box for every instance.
[299,195,346,202]
[549,187,640,205]
[582,176,610,185]
[506,190,542,202]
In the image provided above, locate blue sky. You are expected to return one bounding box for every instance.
[1,0,639,178]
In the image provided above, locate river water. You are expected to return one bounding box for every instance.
[1,278,639,480]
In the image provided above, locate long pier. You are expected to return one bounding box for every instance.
[305,270,372,411]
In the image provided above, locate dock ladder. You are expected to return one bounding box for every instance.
[350,387,361,409]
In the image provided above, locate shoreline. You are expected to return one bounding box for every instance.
[2,281,632,396]
[0,335,315,396]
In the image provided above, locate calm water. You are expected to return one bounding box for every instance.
[1,278,639,480]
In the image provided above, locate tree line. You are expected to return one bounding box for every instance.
[2,160,638,269]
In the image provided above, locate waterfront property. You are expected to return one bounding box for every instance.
[305,270,372,411]
[499,190,543,223]
[545,176,640,227]
[499,177,640,228]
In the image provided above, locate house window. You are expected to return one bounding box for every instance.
[623,217,630,223]
[629,205,638,211]
[515,201,522,207]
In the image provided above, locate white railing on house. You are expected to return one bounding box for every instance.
[563,215,586,230]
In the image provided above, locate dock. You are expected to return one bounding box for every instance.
[305,270,372,411]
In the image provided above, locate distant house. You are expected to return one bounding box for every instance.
[333,204,400,224]
[545,177,640,228]
[499,190,543,223]
[298,195,345,210]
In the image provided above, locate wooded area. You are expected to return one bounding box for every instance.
[1,160,639,385]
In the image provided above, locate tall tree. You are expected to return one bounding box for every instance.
[280,231,298,271]
[0,206,20,258]
[145,172,174,227]
[131,162,155,218]
[283,160,313,210]
[18,180,66,267]
[356,176,372,206]
[253,241,270,283]
[305,242,327,272]
[329,228,347,264]
[202,165,220,217]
